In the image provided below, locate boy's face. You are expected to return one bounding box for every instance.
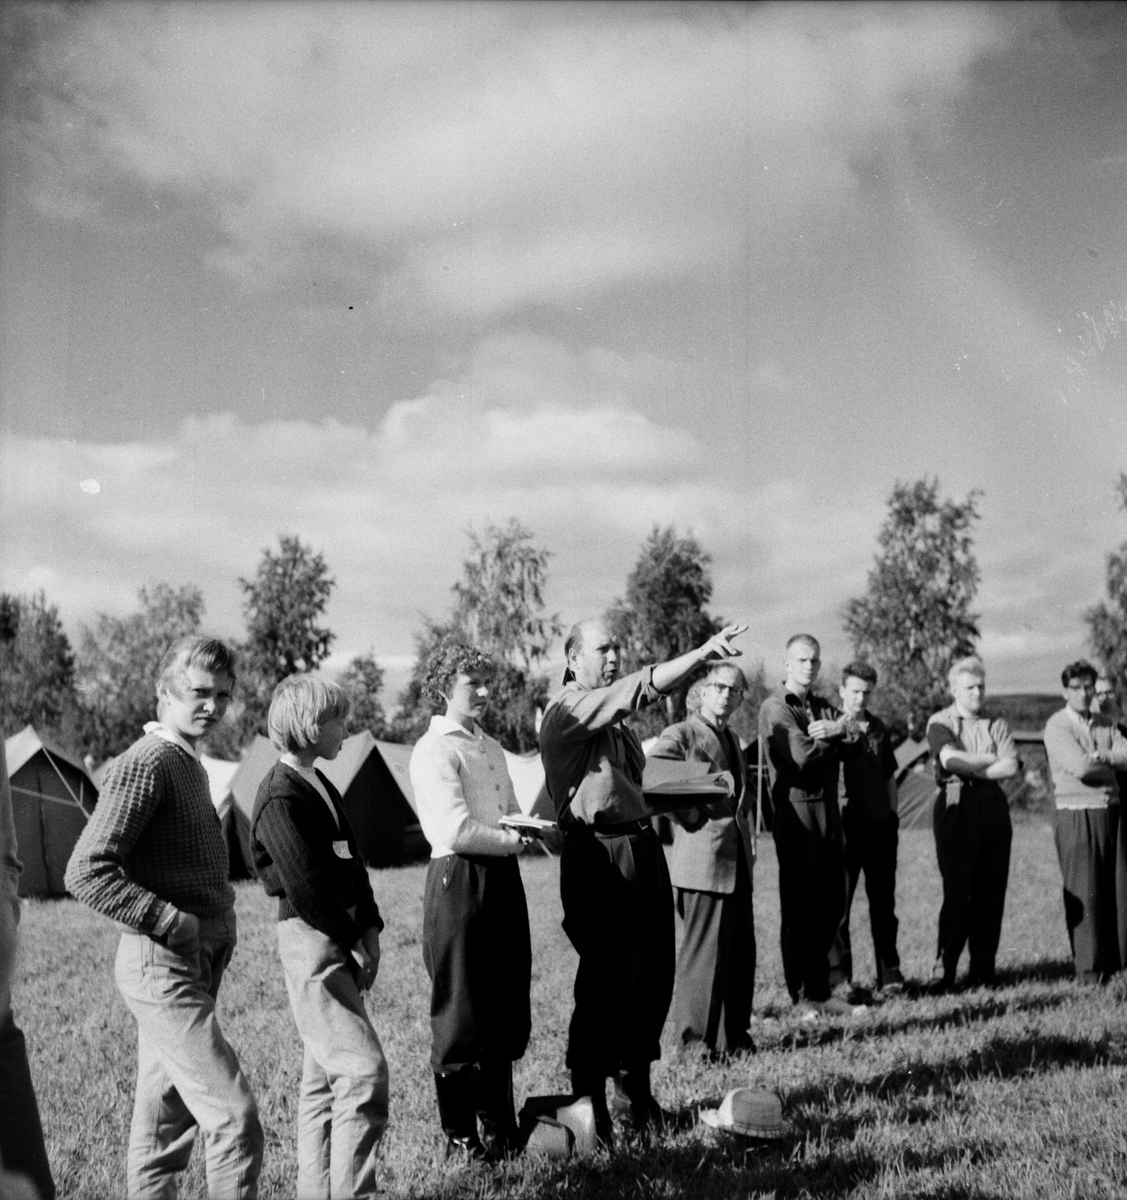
[952,672,985,716]
[161,665,234,747]
[839,676,874,719]
[1063,675,1095,716]
[310,715,347,761]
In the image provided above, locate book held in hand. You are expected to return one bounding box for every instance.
[641,757,732,814]
[499,814,559,839]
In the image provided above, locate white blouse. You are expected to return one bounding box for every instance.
[409,715,522,858]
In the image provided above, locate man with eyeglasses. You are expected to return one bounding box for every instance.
[649,662,756,1061]
[1044,660,1127,982]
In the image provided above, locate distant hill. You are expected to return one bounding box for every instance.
[986,693,1062,735]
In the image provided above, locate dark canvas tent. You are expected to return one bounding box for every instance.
[5,725,97,897]
[227,733,428,871]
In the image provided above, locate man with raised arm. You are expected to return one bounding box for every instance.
[926,655,1018,991]
[539,618,746,1145]
[65,636,263,1199]
[758,634,858,1017]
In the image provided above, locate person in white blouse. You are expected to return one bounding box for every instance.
[408,639,530,1161]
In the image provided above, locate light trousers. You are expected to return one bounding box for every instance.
[277,918,389,1200]
[114,910,262,1200]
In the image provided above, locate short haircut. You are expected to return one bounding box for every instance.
[786,633,820,655]
[842,660,878,687]
[948,655,985,689]
[704,662,746,689]
[156,635,238,699]
[685,679,704,715]
[422,638,494,705]
[564,622,586,661]
[1061,659,1098,688]
[268,672,351,752]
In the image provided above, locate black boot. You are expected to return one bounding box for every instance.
[612,1063,672,1136]
[474,1057,522,1159]
[435,1069,487,1161]
[571,1071,614,1150]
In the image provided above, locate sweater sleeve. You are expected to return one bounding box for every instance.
[64,749,173,933]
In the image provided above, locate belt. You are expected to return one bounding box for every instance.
[590,819,653,837]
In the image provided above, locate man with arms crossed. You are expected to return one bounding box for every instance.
[539,618,746,1144]
[66,636,263,1199]
[649,663,756,1061]
[1044,660,1127,983]
[758,634,858,1017]
[926,655,1018,991]
[828,662,906,998]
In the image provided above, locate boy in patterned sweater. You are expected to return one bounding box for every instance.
[65,636,262,1200]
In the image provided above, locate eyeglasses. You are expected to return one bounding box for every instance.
[707,683,745,697]
[1067,682,1096,692]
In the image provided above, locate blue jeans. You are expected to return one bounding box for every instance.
[277,918,389,1199]
[114,910,263,1200]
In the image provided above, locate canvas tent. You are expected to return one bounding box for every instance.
[227,733,428,872]
[5,725,97,897]
[200,754,248,878]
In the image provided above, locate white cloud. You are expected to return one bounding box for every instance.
[1,332,893,683]
[7,1,1011,310]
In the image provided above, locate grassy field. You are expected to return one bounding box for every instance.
[13,822,1127,1198]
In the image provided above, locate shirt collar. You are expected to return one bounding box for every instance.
[143,721,200,761]
[428,714,483,739]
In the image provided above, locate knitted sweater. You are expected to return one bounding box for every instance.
[250,761,383,952]
[1044,707,1127,809]
[65,733,233,932]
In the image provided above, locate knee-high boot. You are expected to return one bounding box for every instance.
[434,1068,487,1160]
[474,1057,521,1158]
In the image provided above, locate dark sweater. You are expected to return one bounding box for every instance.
[66,733,233,932]
[250,761,383,952]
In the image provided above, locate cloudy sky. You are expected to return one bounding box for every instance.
[2,0,1126,703]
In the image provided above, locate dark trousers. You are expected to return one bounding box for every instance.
[1055,806,1127,981]
[423,853,532,1073]
[829,812,901,988]
[672,840,755,1054]
[774,797,844,1003]
[933,785,1012,982]
[0,1004,55,1200]
[560,824,674,1082]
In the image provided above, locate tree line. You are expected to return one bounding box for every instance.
[3,475,1126,763]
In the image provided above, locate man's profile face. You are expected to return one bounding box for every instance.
[568,622,620,690]
[839,676,873,719]
[1063,675,1096,716]
[785,641,820,691]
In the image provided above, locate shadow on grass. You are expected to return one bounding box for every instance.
[407,1134,881,1200]
[787,1028,1127,1144]
[760,967,1088,1052]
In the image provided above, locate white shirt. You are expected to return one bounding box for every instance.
[409,715,521,858]
[143,721,200,761]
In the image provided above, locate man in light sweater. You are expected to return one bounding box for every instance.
[65,636,262,1199]
[1044,659,1127,983]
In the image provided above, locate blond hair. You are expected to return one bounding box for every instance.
[268,672,351,752]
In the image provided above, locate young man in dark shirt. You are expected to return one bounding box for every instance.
[827,662,905,997]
